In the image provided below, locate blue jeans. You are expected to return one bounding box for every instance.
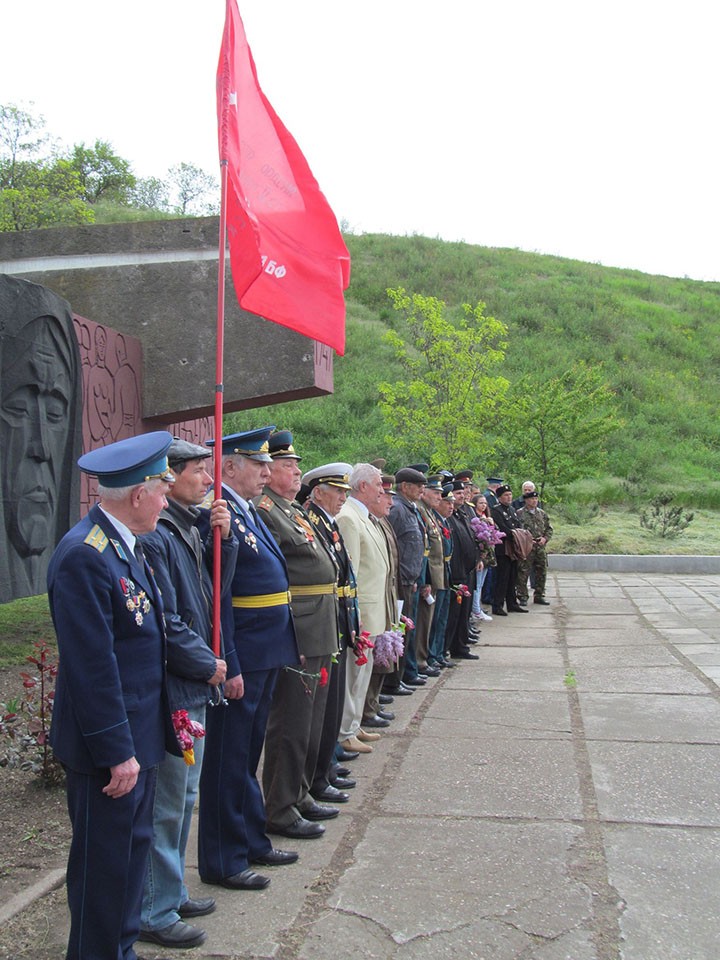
[141,703,205,931]
[473,568,489,615]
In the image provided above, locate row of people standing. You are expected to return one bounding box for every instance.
[47,426,551,960]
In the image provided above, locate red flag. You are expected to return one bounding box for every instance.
[217,0,350,355]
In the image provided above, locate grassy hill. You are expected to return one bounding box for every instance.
[225,233,720,507]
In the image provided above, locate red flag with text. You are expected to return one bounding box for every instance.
[217,0,350,355]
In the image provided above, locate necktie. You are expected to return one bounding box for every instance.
[133,542,145,566]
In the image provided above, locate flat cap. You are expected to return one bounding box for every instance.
[395,467,427,485]
[168,438,212,467]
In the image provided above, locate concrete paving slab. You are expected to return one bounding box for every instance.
[579,692,720,743]
[423,690,572,741]
[571,666,709,695]
[564,615,646,630]
[326,818,592,947]
[603,825,720,960]
[588,741,720,825]
[382,739,582,819]
[568,645,680,669]
[441,664,565,692]
[472,627,559,648]
[564,627,659,647]
[557,598,637,614]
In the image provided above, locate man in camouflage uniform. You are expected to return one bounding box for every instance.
[516,490,553,605]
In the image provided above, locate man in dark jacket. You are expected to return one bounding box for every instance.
[138,439,237,950]
[491,485,529,615]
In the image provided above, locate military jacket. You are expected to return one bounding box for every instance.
[417,500,445,590]
[204,485,299,676]
[48,504,178,774]
[307,502,360,647]
[517,506,553,542]
[256,487,339,658]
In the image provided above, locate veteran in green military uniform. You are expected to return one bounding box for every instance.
[516,490,553,605]
[255,431,342,839]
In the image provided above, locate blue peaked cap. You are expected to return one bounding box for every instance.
[78,431,174,488]
[207,426,276,461]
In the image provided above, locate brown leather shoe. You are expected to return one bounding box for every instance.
[356,728,381,743]
[340,736,373,753]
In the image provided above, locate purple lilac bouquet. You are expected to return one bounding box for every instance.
[470,517,505,546]
[372,629,405,669]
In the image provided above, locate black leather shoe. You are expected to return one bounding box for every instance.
[437,658,456,668]
[534,597,551,605]
[138,920,207,948]
[466,637,479,644]
[379,694,394,704]
[336,748,360,762]
[334,765,352,778]
[211,869,270,890]
[267,817,325,839]
[404,676,427,687]
[330,775,356,789]
[492,608,508,616]
[385,685,414,696]
[312,784,350,803]
[507,605,529,613]
[377,709,395,721]
[178,896,216,918]
[251,848,299,867]
[457,651,480,660]
[362,714,390,728]
[300,800,340,820]
[419,665,441,677]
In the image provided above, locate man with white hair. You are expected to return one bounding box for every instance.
[336,463,391,754]
[48,431,179,960]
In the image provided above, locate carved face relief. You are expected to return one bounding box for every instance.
[1,320,72,557]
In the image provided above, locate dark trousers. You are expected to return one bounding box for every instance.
[64,765,157,960]
[262,654,332,827]
[199,667,278,881]
[493,554,519,611]
[311,647,347,794]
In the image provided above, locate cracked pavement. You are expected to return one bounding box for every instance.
[7,572,720,960]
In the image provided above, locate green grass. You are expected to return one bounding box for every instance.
[224,232,720,496]
[0,595,55,668]
[549,506,720,555]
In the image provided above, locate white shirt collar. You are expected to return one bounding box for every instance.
[98,505,136,554]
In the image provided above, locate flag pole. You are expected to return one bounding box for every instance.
[211,157,229,659]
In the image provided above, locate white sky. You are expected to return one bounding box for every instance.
[1,0,718,281]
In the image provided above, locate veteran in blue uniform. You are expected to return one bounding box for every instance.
[198,428,300,893]
[48,431,179,960]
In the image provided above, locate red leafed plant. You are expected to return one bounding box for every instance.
[0,641,63,784]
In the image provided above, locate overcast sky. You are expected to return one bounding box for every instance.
[2,1,718,281]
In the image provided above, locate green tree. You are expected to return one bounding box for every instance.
[132,176,171,211]
[378,287,509,469]
[168,162,218,215]
[0,102,48,189]
[69,140,136,203]
[498,362,623,500]
[0,159,93,231]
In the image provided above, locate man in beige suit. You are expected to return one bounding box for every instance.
[336,463,391,755]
